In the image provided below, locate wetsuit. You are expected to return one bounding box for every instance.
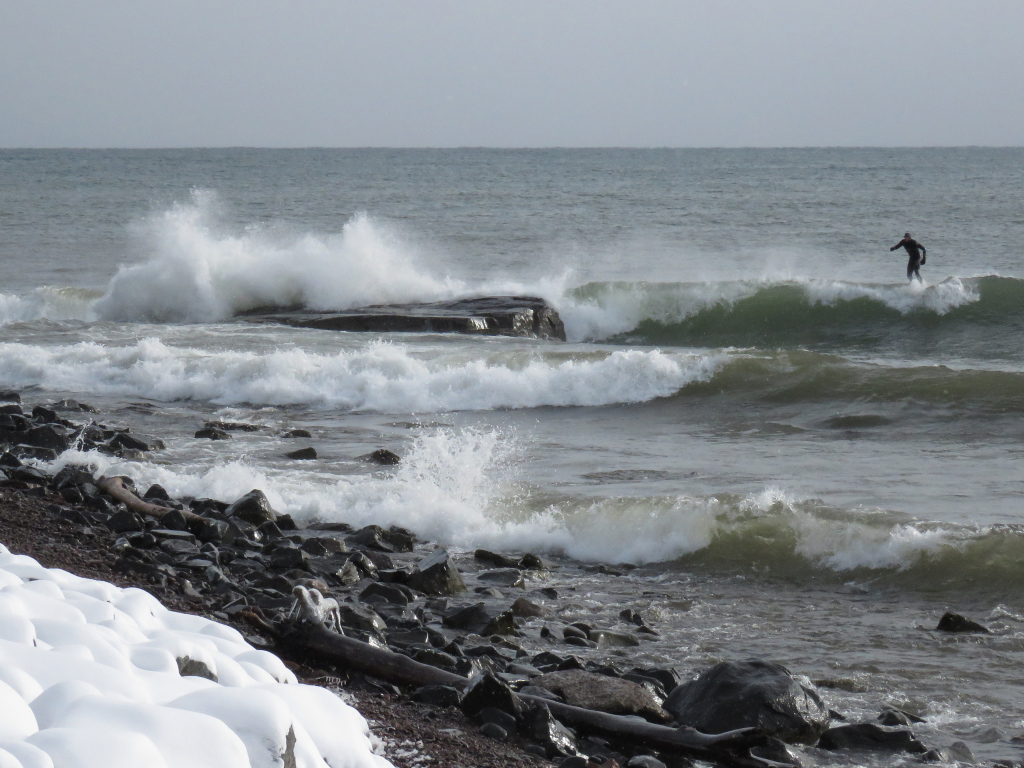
[890,237,926,281]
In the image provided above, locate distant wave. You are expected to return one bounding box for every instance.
[561,276,1024,347]
[680,350,1024,411]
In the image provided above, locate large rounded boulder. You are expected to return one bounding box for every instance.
[664,660,830,744]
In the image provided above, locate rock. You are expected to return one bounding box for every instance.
[360,582,412,606]
[588,630,640,648]
[817,723,927,753]
[177,655,218,682]
[478,706,518,734]
[563,625,587,641]
[475,549,520,568]
[142,483,171,500]
[195,427,231,440]
[0,391,20,403]
[337,603,388,634]
[533,670,670,722]
[269,546,310,571]
[413,685,463,708]
[510,597,546,618]
[878,708,925,726]
[108,432,151,452]
[22,425,70,452]
[347,524,415,552]
[524,703,579,759]
[442,603,492,631]
[106,509,145,533]
[519,553,545,570]
[630,667,681,696]
[223,489,278,525]
[285,447,317,460]
[559,758,588,768]
[407,548,467,596]
[478,568,525,588]
[479,722,508,741]
[412,648,460,673]
[282,429,312,438]
[204,420,261,432]
[936,612,990,634]
[482,610,518,636]
[240,296,566,340]
[365,449,401,465]
[0,452,21,467]
[461,673,524,721]
[664,660,830,744]
[619,609,645,626]
[627,757,666,768]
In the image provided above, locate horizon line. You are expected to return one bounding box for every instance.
[2,144,1023,151]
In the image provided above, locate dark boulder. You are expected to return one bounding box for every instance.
[143,484,171,501]
[347,524,415,553]
[524,703,579,759]
[936,612,990,634]
[817,723,927,753]
[360,582,412,606]
[878,708,925,726]
[195,427,231,440]
[412,685,462,708]
[224,489,278,525]
[22,425,70,452]
[0,391,20,403]
[407,548,466,596]
[282,429,313,438]
[365,449,400,466]
[664,660,830,744]
[285,447,317,460]
[108,432,151,452]
[510,597,546,618]
[461,673,524,721]
[519,553,545,570]
[474,549,520,568]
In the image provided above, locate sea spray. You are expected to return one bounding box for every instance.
[93,192,466,322]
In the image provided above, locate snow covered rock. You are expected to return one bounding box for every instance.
[0,544,393,768]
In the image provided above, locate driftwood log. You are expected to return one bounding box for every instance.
[277,600,795,768]
[96,476,204,525]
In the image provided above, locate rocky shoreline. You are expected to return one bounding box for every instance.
[0,389,1000,768]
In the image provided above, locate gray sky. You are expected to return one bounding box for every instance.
[1,0,1022,147]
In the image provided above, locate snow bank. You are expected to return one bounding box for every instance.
[0,545,393,768]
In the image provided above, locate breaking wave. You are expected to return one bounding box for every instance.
[0,338,723,411]
[562,276,1024,349]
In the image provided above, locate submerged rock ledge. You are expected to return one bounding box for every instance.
[237,295,567,341]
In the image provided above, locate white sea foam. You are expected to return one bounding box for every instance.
[802,276,978,315]
[0,338,721,411]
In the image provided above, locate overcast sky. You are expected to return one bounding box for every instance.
[1,0,1022,148]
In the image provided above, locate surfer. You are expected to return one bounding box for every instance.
[890,233,926,282]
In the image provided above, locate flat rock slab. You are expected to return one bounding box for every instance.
[237,296,567,341]
[532,670,670,722]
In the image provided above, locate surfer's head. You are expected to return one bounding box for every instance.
[904,232,912,239]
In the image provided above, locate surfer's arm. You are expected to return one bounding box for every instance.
[889,244,900,251]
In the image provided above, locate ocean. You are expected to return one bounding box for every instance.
[2,147,1024,764]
